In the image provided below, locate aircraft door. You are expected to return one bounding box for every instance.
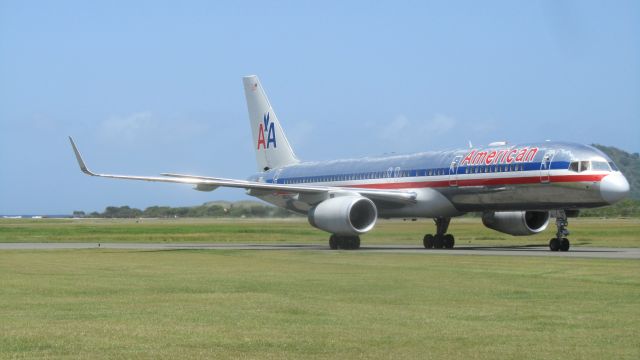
[540,151,554,183]
[449,155,462,186]
[273,169,283,184]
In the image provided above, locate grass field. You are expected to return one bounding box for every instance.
[1,249,638,359]
[1,217,639,248]
[1,218,639,358]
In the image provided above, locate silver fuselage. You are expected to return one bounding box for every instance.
[248,141,630,217]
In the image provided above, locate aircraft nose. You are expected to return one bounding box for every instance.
[600,172,630,204]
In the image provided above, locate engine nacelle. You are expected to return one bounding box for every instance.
[308,196,378,235]
[482,211,550,236]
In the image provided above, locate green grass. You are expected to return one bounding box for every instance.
[0,250,638,359]
[1,217,639,247]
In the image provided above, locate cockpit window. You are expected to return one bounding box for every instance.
[580,161,590,172]
[569,160,603,172]
[569,161,579,172]
[609,162,619,171]
[591,161,611,171]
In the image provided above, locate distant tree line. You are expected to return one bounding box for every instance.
[74,202,301,219]
[593,144,639,200]
[74,199,639,219]
[458,199,639,219]
[577,199,639,218]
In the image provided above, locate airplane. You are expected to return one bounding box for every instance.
[69,75,630,251]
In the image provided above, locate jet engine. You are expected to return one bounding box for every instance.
[481,211,550,236]
[308,196,378,235]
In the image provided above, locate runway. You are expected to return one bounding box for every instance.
[1,243,639,259]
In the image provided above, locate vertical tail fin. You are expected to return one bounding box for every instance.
[243,75,299,172]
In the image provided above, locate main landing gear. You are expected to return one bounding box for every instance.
[549,210,570,252]
[329,234,361,250]
[423,217,455,249]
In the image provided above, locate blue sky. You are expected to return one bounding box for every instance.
[1,0,638,214]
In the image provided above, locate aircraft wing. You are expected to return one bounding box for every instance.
[69,137,417,205]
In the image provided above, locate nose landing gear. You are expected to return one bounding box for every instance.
[549,211,570,251]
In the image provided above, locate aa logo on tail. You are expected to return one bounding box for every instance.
[257,112,277,149]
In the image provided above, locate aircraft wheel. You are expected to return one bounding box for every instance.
[444,234,455,249]
[329,235,338,250]
[344,236,353,250]
[549,238,560,251]
[352,236,361,250]
[423,234,434,249]
[433,235,444,249]
[560,238,570,252]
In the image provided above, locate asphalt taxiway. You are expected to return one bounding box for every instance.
[1,243,639,259]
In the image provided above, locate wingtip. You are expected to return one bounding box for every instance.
[68,136,94,176]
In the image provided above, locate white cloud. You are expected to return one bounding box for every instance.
[99,112,155,143]
[376,113,457,150]
[420,113,457,135]
[379,115,410,139]
[98,112,208,145]
[288,119,316,150]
